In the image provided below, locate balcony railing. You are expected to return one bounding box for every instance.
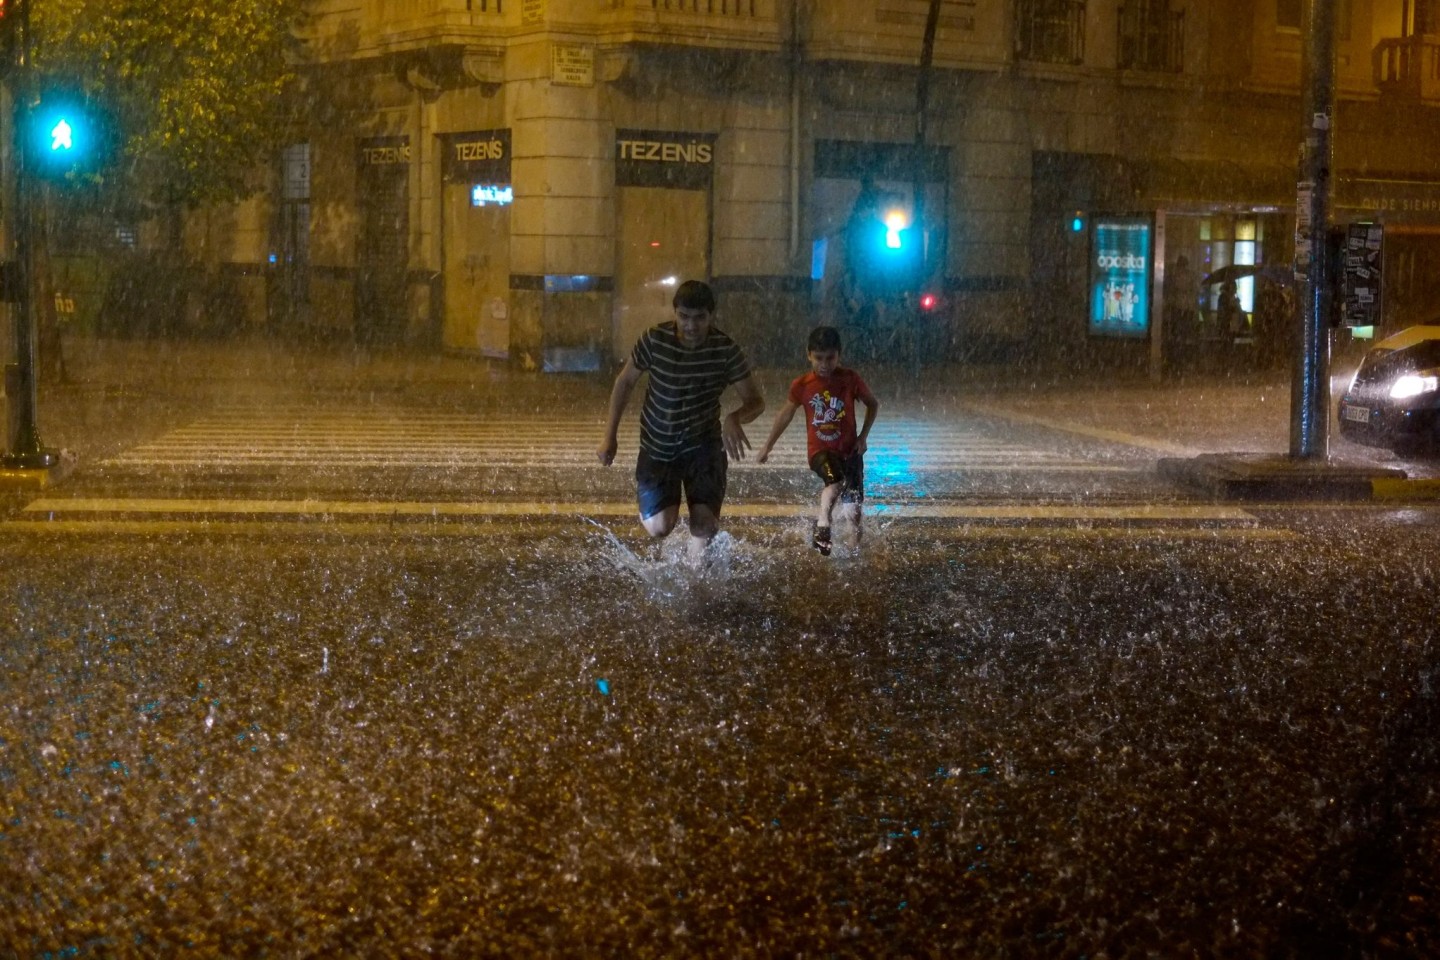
[1015,0,1086,66]
[1117,2,1183,73]
[648,0,757,13]
[603,0,779,50]
[1374,35,1440,99]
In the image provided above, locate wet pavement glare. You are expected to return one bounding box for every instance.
[1,519,1437,957]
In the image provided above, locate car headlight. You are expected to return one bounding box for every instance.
[1389,374,1440,399]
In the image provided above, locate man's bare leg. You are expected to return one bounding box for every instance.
[686,503,719,565]
[641,506,680,538]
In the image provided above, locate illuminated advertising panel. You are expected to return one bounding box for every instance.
[471,184,513,207]
[1088,216,1153,339]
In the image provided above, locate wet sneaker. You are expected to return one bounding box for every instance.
[811,524,832,556]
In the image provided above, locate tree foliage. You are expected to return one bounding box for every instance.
[31,0,307,210]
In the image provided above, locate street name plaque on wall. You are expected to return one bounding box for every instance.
[522,0,544,26]
[552,44,594,87]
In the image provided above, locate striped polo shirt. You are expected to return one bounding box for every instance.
[631,320,752,461]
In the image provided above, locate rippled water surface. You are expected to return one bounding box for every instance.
[1,521,1436,956]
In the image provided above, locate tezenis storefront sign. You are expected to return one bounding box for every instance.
[444,129,511,182]
[358,136,410,167]
[615,129,716,190]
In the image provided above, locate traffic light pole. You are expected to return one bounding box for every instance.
[1290,0,1335,460]
[3,0,57,470]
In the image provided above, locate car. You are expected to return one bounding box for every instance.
[1338,325,1440,452]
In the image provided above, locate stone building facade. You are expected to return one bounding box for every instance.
[194,0,1440,370]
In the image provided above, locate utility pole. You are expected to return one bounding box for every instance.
[1291,0,1335,459]
[3,0,57,469]
[911,0,941,374]
[913,0,941,251]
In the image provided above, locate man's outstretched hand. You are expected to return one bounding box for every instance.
[722,414,751,461]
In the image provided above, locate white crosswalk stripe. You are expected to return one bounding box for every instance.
[100,407,1137,473]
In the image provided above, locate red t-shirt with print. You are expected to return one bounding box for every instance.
[787,368,874,459]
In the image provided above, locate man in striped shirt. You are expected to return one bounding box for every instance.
[597,280,765,558]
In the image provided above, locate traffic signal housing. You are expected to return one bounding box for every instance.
[17,92,113,180]
[849,206,924,299]
[0,0,16,68]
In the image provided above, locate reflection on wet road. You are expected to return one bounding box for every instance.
[1,512,1436,956]
[4,386,1438,956]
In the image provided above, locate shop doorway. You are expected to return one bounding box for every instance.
[613,186,708,360]
[356,140,410,344]
[443,184,511,356]
[1163,211,1291,369]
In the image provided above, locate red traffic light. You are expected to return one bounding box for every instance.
[0,0,14,62]
[919,293,938,311]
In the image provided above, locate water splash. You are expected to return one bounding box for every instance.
[580,517,786,602]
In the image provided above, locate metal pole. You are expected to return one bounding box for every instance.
[4,0,57,469]
[911,0,941,377]
[1290,0,1335,460]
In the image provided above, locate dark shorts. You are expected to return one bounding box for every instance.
[635,441,728,520]
[809,450,865,504]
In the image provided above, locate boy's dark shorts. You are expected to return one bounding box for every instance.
[635,441,728,520]
[809,450,865,503]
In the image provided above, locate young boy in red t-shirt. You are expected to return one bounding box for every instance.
[756,326,879,555]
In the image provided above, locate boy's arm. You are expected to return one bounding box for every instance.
[597,360,644,466]
[855,389,879,454]
[756,401,801,463]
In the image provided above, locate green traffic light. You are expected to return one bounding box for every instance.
[50,118,74,152]
[18,92,113,177]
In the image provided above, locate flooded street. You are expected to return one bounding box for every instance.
[3,509,1436,956]
[9,0,1440,954]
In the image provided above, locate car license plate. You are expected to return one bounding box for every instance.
[1342,404,1370,424]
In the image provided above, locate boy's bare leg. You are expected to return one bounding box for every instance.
[817,482,842,528]
[838,501,863,545]
[812,483,842,555]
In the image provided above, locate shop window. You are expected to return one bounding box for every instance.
[1117,1,1184,73]
[276,142,312,328]
[1277,0,1351,39]
[1420,1,1440,34]
[1234,218,1257,313]
[282,142,310,201]
[1016,0,1086,65]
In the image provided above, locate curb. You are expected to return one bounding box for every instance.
[1370,476,1440,500]
[1156,453,1417,502]
[0,451,79,490]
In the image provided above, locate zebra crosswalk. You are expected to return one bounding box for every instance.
[0,403,1252,538]
[97,406,1136,474]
